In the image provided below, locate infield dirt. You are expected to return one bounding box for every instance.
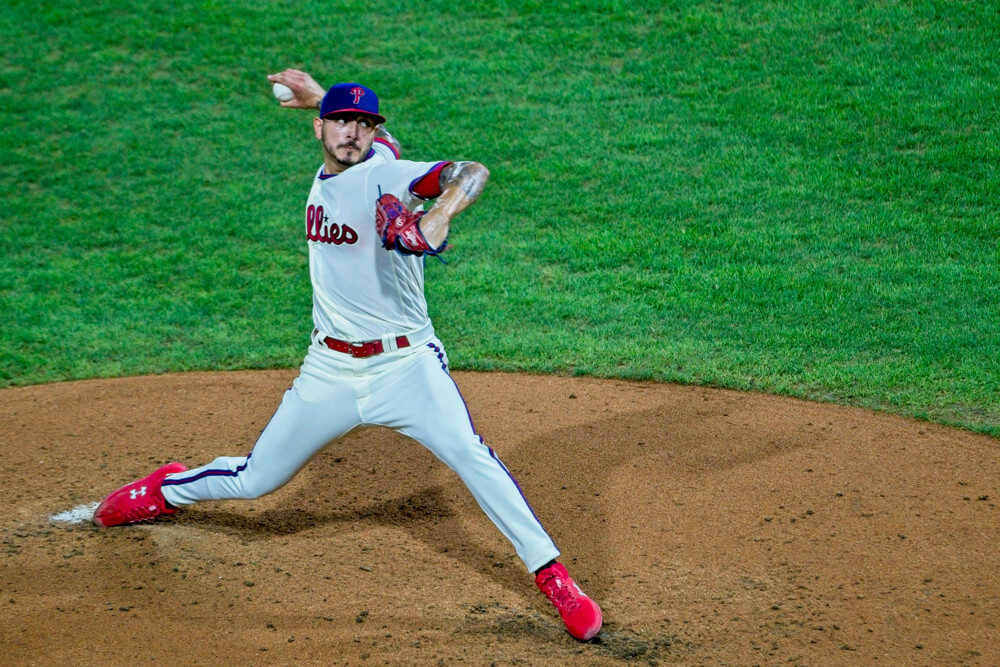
[1,371,997,665]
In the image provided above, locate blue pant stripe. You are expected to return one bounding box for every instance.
[162,452,253,486]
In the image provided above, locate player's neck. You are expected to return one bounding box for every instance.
[322,156,351,176]
[322,146,372,176]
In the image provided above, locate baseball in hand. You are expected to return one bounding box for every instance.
[272,82,294,102]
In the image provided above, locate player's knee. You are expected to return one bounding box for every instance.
[435,438,492,472]
[236,474,284,500]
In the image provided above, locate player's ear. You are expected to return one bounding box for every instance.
[313,116,323,140]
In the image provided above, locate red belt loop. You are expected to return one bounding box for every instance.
[320,334,411,358]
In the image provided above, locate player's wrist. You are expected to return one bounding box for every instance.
[418,217,448,250]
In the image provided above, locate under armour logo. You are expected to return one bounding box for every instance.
[130,486,148,500]
[350,87,365,104]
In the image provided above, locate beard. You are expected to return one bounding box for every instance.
[322,126,367,169]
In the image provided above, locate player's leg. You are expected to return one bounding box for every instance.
[363,340,601,640]
[161,346,361,505]
[363,341,559,573]
[161,381,360,505]
[93,346,362,526]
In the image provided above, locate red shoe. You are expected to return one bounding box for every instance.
[93,462,187,527]
[535,562,603,641]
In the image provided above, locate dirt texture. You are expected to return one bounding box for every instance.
[1,370,998,665]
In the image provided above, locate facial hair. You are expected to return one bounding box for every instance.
[322,125,365,169]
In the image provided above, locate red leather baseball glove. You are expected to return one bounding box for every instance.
[375,191,445,256]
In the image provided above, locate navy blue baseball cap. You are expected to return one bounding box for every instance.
[320,83,386,124]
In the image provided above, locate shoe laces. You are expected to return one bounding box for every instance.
[122,504,156,522]
[539,573,582,613]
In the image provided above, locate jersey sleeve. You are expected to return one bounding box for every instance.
[374,160,451,210]
[408,161,453,201]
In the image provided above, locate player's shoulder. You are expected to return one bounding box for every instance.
[384,157,445,171]
[371,138,400,162]
[373,157,437,177]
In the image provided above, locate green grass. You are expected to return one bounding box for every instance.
[2,0,998,435]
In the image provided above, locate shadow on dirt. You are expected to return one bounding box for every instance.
[174,482,529,594]
[460,602,688,662]
[177,486,454,537]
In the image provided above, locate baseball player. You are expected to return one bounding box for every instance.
[93,69,602,641]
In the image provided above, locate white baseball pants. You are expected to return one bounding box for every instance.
[161,333,560,572]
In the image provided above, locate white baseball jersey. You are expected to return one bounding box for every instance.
[304,141,448,341]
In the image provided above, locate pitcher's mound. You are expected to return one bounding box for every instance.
[0,370,997,664]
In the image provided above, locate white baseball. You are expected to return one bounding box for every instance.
[272,82,294,102]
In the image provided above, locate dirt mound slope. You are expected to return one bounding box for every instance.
[1,370,997,664]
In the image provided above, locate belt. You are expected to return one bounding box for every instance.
[319,334,411,358]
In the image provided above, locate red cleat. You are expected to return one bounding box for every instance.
[535,561,603,641]
[93,462,187,527]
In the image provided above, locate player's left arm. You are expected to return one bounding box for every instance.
[418,161,490,248]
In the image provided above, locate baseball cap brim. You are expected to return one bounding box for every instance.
[321,107,386,124]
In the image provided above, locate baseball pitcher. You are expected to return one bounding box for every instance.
[93,69,602,642]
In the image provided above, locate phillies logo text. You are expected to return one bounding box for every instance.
[306,205,358,245]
